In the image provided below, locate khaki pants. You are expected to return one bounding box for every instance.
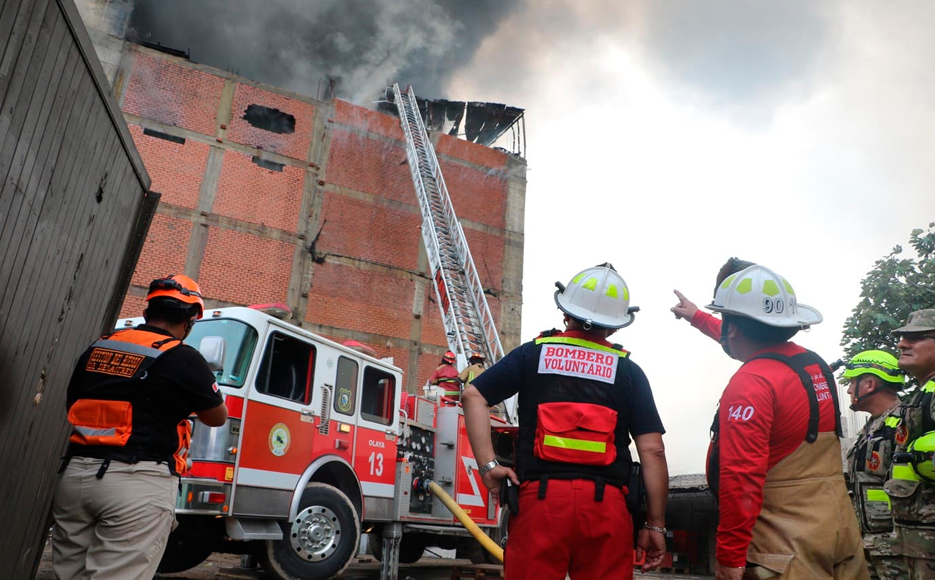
[51,457,177,580]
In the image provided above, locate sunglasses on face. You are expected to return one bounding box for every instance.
[898,334,935,344]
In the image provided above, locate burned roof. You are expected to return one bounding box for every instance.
[378,95,524,149]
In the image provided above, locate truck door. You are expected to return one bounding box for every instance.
[233,328,317,517]
[353,365,399,499]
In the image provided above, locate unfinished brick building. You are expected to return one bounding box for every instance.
[93,40,526,393]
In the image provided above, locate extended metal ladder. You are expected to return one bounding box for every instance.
[390,84,515,423]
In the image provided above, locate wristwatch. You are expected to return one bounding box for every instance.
[643,522,667,535]
[478,459,499,476]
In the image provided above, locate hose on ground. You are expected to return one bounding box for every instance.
[426,480,504,563]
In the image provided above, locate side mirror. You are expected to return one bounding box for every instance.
[199,336,226,373]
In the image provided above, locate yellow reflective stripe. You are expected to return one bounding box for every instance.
[893,464,921,481]
[885,416,901,428]
[535,336,628,357]
[865,489,891,509]
[925,380,935,393]
[543,435,606,453]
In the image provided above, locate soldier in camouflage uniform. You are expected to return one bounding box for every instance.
[843,350,908,580]
[884,309,935,579]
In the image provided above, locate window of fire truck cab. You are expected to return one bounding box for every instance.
[256,332,315,404]
[360,367,395,426]
[334,356,358,415]
[185,318,258,388]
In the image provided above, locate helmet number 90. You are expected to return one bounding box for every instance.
[762,298,784,314]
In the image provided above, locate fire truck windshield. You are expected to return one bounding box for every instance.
[185,318,258,388]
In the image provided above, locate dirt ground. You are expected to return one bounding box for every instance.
[35,544,713,580]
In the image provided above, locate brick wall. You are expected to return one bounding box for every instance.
[305,263,414,340]
[227,84,315,160]
[131,214,192,287]
[128,124,209,210]
[199,228,293,305]
[123,52,223,135]
[118,47,522,384]
[213,150,306,232]
[317,191,421,271]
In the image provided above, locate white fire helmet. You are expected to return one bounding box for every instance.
[554,263,634,329]
[706,264,822,328]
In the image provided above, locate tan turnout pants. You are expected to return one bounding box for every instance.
[51,457,177,580]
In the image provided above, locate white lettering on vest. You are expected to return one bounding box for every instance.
[538,344,618,384]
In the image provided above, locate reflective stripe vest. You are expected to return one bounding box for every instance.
[846,408,901,534]
[516,332,632,484]
[67,328,193,475]
[885,379,935,537]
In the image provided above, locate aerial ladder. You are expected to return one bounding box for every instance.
[389,83,517,424]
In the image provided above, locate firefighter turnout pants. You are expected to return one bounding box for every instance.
[52,457,177,580]
[504,478,633,580]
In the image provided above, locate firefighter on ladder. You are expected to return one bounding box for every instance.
[430,350,462,400]
[51,275,228,580]
[463,263,669,580]
[673,260,867,580]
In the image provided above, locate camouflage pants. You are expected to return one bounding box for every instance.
[905,556,935,580]
[865,552,908,580]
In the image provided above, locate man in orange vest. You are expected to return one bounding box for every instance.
[430,350,462,400]
[51,275,228,580]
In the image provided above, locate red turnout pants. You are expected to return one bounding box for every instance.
[504,478,633,580]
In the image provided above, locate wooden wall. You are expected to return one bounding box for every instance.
[0,0,154,577]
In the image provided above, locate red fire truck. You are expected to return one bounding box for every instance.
[117,305,513,580]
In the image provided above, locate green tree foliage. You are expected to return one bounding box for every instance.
[841,223,935,364]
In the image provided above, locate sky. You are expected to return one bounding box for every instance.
[127,0,935,474]
[445,0,935,474]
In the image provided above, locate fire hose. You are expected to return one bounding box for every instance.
[422,480,504,563]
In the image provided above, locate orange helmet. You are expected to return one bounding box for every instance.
[469,352,485,363]
[146,274,204,319]
[442,351,456,364]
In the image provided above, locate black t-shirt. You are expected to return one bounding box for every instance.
[67,324,224,461]
[472,332,665,477]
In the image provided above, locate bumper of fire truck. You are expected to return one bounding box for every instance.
[175,477,232,515]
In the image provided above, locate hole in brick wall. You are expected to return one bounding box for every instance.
[143,128,186,145]
[243,104,296,134]
[252,156,284,172]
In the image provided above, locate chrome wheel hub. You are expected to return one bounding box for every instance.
[290,505,341,560]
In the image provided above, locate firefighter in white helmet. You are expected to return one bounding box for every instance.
[673,260,867,580]
[463,263,669,579]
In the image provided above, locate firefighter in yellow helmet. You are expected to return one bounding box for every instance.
[885,309,935,579]
[51,275,228,580]
[842,350,908,580]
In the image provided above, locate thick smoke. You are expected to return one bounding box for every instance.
[129,0,520,103]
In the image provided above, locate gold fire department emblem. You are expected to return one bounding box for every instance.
[268,422,291,457]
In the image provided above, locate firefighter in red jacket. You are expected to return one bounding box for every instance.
[430,350,462,400]
[463,263,669,580]
[673,262,867,580]
[51,275,228,580]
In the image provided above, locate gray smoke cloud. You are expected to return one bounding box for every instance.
[129,0,520,103]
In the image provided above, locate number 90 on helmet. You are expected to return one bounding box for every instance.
[554,263,634,329]
[707,264,821,329]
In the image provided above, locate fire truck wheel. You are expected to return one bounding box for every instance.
[369,532,427,564]
[259,483,361,580]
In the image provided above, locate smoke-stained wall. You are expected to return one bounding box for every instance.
[114,45,526,392]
